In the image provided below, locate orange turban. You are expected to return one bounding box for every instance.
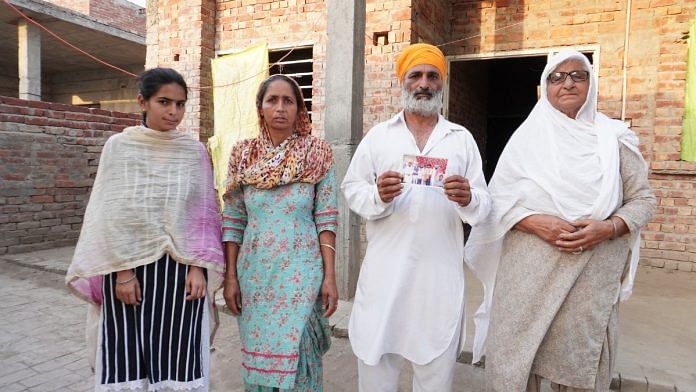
[396,43,447,82]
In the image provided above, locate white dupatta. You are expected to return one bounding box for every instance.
[464,50,646,363]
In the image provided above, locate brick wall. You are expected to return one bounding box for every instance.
[643,0,696,272]
[645,174,696,271]
[89,0,146,36]
[145,0,696,270]
[363,0,414,132]
[147,0,419,139]
[44,0,145,35]
[448,0,696,270]
[155,0,444,137]
[215,0,329,136]
[412,0,451,44]
[0,96,140,255]
[44,0,90,15]
[147,0,215,140]
[213,0,414,136]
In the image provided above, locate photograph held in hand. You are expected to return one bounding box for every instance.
[401,154,448,187]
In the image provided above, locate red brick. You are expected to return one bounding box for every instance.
[30,195,54,203]
[25,117,49,126]
[0,96,25,106]
[63,112,94,122]
[0,114,27,123]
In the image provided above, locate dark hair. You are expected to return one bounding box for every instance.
[255,74,304,113]
[137,67,188,122]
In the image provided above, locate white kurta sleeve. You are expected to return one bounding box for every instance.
[341,132,395,221]
[455,133,491,225]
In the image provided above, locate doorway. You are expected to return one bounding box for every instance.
[447,52,594,181]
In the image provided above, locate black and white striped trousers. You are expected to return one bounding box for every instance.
[97,254,208,391]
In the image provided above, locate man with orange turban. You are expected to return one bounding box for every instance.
[342,43,491,391]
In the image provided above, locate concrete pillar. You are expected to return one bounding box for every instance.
[144,0,159,69]
[18,20,41,101]
[325,0,365,299]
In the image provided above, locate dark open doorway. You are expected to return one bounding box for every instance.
[447,53,594,181]
[447,55,546,180]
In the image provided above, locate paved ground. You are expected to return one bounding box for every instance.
[0,247,694,391]
[0,261,93,392]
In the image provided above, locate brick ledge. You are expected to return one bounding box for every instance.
[650,160,696,176]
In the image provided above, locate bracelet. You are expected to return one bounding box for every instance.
[116,273,137,285]
[320,243,336,252]
[609,217,618,239]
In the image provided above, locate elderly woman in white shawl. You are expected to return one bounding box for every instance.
[465,50,656,391]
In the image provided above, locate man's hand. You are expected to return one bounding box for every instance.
[114,270,141,305]
[377,171,403,203]
[443,175,471,207]
[514,215,576,247]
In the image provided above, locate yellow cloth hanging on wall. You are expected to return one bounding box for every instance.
[682,19,696,162]
[208,42,269,202]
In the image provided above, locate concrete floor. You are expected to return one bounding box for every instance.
[614,266,696,388]
[1,247,694,391]
[209,311,488,391]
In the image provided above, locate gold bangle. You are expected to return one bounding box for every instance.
[320,243,336,252]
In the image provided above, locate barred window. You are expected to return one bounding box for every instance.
[269,46,313,120]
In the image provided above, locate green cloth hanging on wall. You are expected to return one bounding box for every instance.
[682,19,696,162]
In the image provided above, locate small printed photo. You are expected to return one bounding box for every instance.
[401,154,448,187]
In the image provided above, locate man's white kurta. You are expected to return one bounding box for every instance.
[342,111,491,366]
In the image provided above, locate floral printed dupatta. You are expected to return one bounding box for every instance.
[224,88,333,195]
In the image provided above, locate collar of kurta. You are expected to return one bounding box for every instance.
[388,111,465,155]
[389,111,465,132]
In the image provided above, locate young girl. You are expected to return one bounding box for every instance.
[66,68,225,391]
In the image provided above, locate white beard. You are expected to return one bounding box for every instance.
[401,86,444,117]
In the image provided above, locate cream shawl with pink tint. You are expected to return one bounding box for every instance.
[66,125,225,305]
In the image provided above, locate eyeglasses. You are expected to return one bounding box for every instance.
[547,70,590,85]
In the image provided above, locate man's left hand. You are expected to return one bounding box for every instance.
[443,175,471,207]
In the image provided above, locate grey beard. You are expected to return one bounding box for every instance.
[401,86,443,116]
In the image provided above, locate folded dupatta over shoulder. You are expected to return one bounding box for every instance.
[66,125,225,305]
[464,50,648,363]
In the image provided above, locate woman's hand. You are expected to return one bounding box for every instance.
[186,266,207,300]
[115,270,141,305]
[514,215,577,246]
[321,275,339,318]
[223,275,242,315]
[556,219,614,253]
